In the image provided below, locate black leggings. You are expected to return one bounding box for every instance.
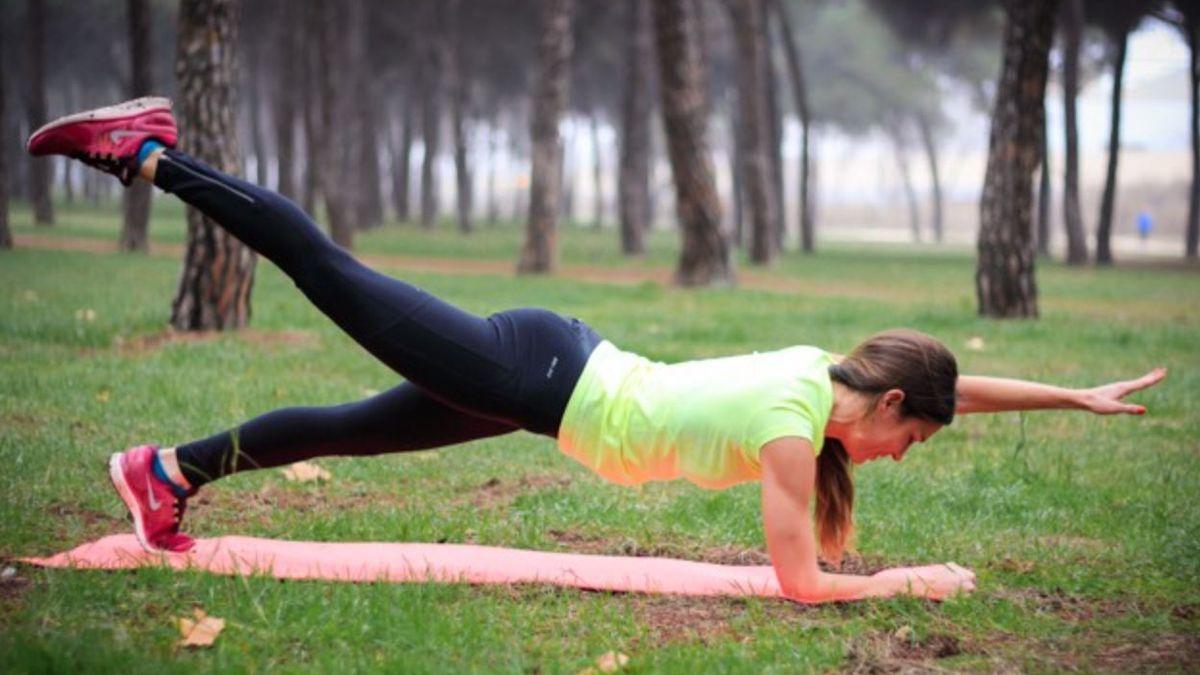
[155,150,603,488]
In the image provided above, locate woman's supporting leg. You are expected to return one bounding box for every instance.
[173,382,518,489]
[153,149,528,425]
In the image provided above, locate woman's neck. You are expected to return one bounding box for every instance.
[826,382,865,442]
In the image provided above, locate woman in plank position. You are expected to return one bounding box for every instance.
[28,98,1165,603]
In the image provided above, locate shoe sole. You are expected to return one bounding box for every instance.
[27,96,172,152]
[107,452,157,553]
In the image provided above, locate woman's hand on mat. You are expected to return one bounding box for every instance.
[872,562,976,600]
[1078,367,1166,415]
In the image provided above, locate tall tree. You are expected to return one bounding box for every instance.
[351,0,383,230]
[392,95,414,222]
[171,0,256,331]
[121,0,154,252]
[726,0,779,264]
[272,2,299,201]
[26,0,54,226]
[653,0,733,285]
[418,37,442,229]
[1171,2,1200,258]
[446,0,473,234]
[1037,104,1052,256]
[0,47,10,251]
[770,0,815,252]
[976,0,1058,318]
[518,0,574,273]
[1060,0,1089,263]
[619,0,652,255]
[1087,0,1157,265]
[315,0,356,247]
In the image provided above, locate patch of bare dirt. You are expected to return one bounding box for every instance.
[844,628,968,673]
[1,412,45,434]
[105,328,319,356]
[190,481,404,529]
[0,568,32,609]
[629,595,811,647]
[992,587,1146,623]
[467,475,573,510]
[1087,633,1200,673]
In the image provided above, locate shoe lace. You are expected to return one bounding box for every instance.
[73,151,137,186]
[171,493,190,533]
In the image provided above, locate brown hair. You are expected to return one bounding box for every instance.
[815,329,958,566]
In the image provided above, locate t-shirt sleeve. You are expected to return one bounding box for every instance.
[745,399,820,462]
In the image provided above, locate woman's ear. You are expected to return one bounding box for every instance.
[881,388,906,411]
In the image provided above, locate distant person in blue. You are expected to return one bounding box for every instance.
[1137,209,1153,241]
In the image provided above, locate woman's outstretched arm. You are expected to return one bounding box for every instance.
[955,368,1167,415]
[760,437,975,603]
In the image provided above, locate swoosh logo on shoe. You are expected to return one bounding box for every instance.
[146,474,161,510]
[110,130,143,142]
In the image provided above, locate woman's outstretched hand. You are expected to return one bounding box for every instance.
[871,563,977,601]
[1079,367,1167,415]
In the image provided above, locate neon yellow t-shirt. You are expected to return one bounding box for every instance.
[556,341,834,489]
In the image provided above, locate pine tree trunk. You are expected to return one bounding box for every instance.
[247,44,268,188]
[121,0,154,252]
[485,123,499,224]
[726,0,778,265]
[916,112,943,244]
[316,0,355,248]
[1037,105,1051,256]
[351,0,383,230]
[770,0,813,252]
[1188,16,1200,259]
[273,3,298,200]
[0,54,11,250]
[1095,33,1126,266]
[170,0,256,331]
[1061,0,1088,264]
[887,119,921,242]
[619,0,651,255]
[762,7,786,253]
[300,5,321,216]
[393,96,413,223]
[591,113,604,228]
[446,0,472,234]
[26,0,55,226]
[653,0,733,286]
[518,0,574,274]
[419,42,442,229]
[976,0,1057,319]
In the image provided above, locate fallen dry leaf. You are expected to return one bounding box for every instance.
[965,336,986,351]
[596,651,629,673]
[178,608,225,648]
[281,461,331,483]
[95,389,110,404]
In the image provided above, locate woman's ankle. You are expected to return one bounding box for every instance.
[136,141,166,182]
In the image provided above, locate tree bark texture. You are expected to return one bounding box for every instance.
[653,0,733,285]
[393,97,414,222]
[272,3,298,201]
[419,41,442,229]
[0,55,11,250]
[726,0,779,265]
[351,0,383,231]
[619,0,651,256]
[1037,105,1051,256]
[1094,32,1126,266]
[887,119,921,242]
[1189,14,1200,259]
[590,113,604,228]
[770,0,814,252]
[761,8,786,253]
[916,112,943,243]
[518,0,574,274]
[300,4,322,216]
[171,0,256,331]
[316,0,355,248]
[976,0,1057,319]
[1060,0,1088,264]
[26,0,54,226]
[121,0,154,252]
[446,0,473,234]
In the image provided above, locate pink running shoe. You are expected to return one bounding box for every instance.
[108,444,195,553]
[27,96,177,186]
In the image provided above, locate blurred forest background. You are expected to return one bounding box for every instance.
[1,0,1197,323]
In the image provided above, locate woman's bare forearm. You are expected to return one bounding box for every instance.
[956,368,1166,416]
[955,375,1081,414]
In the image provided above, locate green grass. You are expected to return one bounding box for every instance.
[2,199,1199,672]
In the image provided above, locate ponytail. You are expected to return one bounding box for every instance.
[815,438,854,567]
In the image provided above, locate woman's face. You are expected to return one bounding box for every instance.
[842,390,944,465]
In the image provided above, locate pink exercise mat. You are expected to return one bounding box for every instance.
[20,535,786,598]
